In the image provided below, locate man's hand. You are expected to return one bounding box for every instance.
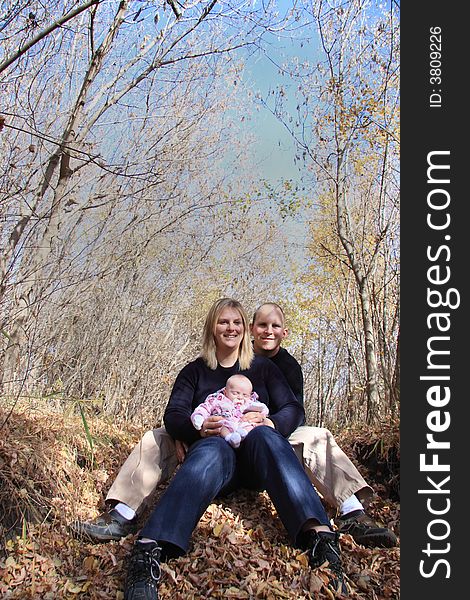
[242,411,275,428]
[175,439,188,463]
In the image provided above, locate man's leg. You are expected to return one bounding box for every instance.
[288,426,397,548]
[288,426,372,508]
[71,428,178,542]
[107,428,178,511]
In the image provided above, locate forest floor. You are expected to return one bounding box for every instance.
[0,401,399,599]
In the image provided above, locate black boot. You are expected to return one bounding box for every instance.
[70,508,137,542]
[335,509,398,548]
[303,529,347,595]
[124,541,162,600]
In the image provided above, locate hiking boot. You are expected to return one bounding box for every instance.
[70,508,136,542]
[124,541,161,600]
[304,530,347,595]
[335,510,398,548]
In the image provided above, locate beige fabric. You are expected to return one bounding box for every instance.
[106,428,178,511]
[106,425,373,512]
[288,426,373,508]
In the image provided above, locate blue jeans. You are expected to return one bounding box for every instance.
[140,426,330,553]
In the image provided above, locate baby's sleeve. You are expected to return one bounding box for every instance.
[190,398,212,430]
[243,399,269,417]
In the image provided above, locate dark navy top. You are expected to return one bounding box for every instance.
[269,347,304,407]
[164,355,304,444]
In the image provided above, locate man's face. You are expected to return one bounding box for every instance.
[250,305,288,357]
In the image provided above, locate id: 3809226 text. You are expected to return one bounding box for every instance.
[429,26,442,108]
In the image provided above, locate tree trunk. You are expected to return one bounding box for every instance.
[358,277,380,422]
[336,183,380,422]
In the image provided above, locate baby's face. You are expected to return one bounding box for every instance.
[225,379,252,402]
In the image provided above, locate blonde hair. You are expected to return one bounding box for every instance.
[252,302,285,325]
[201,298,254,370]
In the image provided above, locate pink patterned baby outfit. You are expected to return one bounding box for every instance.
[191,388,269,448]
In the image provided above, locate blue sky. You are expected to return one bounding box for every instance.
[239,9,318,188]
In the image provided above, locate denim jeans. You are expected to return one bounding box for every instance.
[107,426,372,512]
[139,426,330,553]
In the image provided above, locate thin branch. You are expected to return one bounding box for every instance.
[0,0,102,75]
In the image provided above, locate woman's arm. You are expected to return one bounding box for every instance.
[163,362,202,444]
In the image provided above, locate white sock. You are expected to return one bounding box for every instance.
[225,432,241,448]
[113,502,136,521]
[138,537,157,545]
[339,494,364,516]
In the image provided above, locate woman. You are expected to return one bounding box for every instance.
[124,298,346,600]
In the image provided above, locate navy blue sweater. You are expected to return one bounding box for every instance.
[269,347,304,407]
[164,355,305,444]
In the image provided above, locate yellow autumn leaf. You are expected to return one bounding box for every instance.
[82,555,96,570]
[324,586,335,600]
[213,523,224,537]
[296,553,309,567]
[226,587,249,597]
[5,556,17,568]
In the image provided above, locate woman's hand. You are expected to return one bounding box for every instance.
[200,415,224,438]
[242,411,275,429]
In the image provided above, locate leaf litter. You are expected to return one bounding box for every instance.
[0,403,399,599]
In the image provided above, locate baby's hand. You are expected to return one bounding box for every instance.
[192,414,205,430]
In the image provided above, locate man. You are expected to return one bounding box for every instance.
[71,302,397,549]
[249,303,397,548]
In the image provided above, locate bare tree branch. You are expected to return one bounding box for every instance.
[0,0,102,75]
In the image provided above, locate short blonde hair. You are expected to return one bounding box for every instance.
[252,302,285,325]
[201,298,254,370]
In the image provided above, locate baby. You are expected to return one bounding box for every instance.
[191,374,269,448]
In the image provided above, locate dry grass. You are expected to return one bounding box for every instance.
[0,401,399,599]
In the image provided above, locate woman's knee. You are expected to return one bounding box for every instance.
[188,437,235,470]
[244,425,284,449]
[174,439,234,491]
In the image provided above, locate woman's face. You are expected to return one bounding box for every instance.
[214,307,244,352]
